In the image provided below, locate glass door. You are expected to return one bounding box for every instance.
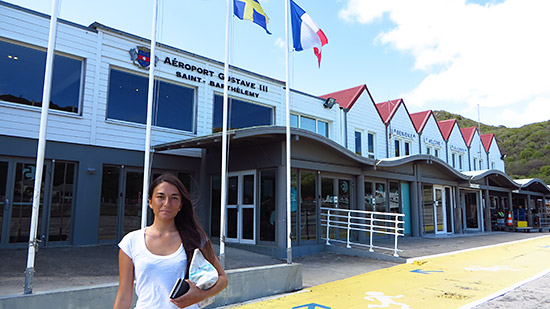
[9,162,48,244]
[0,161,8,245]
[434,186,446,234]
[321,176,352,242]
[226,171,256,244]
[123,170,144,236]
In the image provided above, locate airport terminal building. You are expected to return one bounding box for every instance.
[1,2,549,257]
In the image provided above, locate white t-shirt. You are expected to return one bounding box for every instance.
[119,227,199,309]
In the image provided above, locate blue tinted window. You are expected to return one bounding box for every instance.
[290,114,298,128]
[213,95,272,133]
[107,69,194,132]
[368,133,375,153]
[0,40,82,113]
[355,131,362,155]
[300,116,316,133]
[317,121,328,137]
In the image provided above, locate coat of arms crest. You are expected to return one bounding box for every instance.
[129,46,158,69]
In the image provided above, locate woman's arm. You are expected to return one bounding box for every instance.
[113,249,135,309]
[170,241,228,308]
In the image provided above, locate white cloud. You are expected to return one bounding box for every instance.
[499,96,550,127]
[274,37,285,49]
[340,0,550,127]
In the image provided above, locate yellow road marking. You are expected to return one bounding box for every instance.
[236,235,550,309]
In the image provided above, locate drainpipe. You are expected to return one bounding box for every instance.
[340,107,349,149]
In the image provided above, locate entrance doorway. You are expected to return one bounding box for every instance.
[226,171,256,244]
[98,166,144,242]
[0,159,76,248]
[433,186,447,234]
[464,192,480,230]
[423,185,453,234]
[320,176,351,242]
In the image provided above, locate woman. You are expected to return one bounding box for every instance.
[114,174,228,309]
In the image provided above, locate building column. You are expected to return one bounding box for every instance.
[527,193,533,227]
[484,189,491,232]
[455,187,463,234]
[411,163,421,237]
[356,174,366,242]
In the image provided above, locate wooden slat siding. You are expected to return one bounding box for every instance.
[420,114,445,160]
[469,131,484,171]
[487,139,504,171]
[446,122,468,171]
[346,92,386,159]
[389,105,420,156]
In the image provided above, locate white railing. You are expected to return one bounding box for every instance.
[538,214,550,227]
[320,207,405,257]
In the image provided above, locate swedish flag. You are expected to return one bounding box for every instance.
[234,0,271,34]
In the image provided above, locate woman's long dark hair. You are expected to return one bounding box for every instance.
[149,174,210,276]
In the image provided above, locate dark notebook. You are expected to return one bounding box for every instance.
[169,278,190,299]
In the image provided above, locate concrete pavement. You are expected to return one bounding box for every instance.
[234,234,550,308]
[0,232,545,307]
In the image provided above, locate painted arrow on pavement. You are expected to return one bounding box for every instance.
[410,269,444,274]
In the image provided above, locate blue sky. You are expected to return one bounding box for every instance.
[6,0,550,128]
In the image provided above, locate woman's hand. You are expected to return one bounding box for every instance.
[170,280,205,308]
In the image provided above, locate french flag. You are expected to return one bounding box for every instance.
[290,0,328,67]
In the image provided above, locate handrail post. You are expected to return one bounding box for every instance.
[346,210,351,248]
[369,212,374,252]
[393,214,400,257]
[326,209,331,245]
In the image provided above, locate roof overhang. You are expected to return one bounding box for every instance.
[462,170,521,189]
[154,126,377,166]
[514,178,550,194]
[376,154,471,181]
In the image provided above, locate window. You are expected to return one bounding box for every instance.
[404,141,411,156]
[389,181,400,213]
[480,159,483,170]
[355,131,362,155]
[49,161,76,242]
[1,40,82,113]
[473,158,478,171]
[367,133,375,159]
[290,114,329,137]
[317,120,328,137]
[491,162,495,169]
[213,94,272,133]
[290,114,299,127]
[300,116,316,132]
[458,154,463,170]
[435,148,440,158]
[108,68,195,131]
[427,146,432,155]
[259,169,276,242]
[452,153,456,168]
[394,140,400,157]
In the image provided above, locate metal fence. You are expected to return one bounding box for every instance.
[320,207,405,257]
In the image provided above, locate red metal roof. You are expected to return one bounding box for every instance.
[319,84,367,110]
[437,119,457,141]
[461,127,477,147]
[410,110,432,133]
[480,134,494,152]
[375,99,403,124]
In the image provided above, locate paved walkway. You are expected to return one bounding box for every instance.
[233,235,550,308]
[0,231,545,307]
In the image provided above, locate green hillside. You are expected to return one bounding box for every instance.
[433,111,550,185]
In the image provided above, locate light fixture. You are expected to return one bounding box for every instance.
[323,97,336,109]
[86,168,97,175]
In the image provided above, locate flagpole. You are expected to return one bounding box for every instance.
[285,0,292,264]
[219,0,232,269]
[141,0,159,229]
[24,0,60,295]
